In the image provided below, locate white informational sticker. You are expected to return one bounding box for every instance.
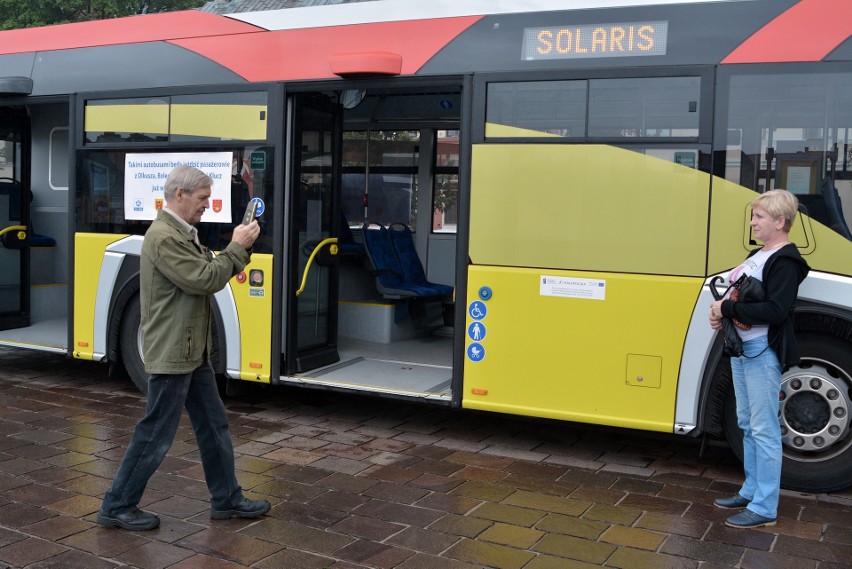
[124,152,233,222]
[540,276,606,300]
[785,166,812,194]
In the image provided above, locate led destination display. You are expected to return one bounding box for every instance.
[523,21,668,60]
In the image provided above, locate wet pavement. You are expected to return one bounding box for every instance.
[0,345,850,569]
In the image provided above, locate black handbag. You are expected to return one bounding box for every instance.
[721,320,743,357]
[709,275,766,358]
[729,275,765,330]
[735,275,765,302]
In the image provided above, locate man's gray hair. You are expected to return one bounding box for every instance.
[163,165,213,201]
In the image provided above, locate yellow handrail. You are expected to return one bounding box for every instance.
[0,225,26,238]
[295,237,338,297]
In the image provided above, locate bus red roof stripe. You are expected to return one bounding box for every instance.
[0,11,259,56]
[170,16,481,82]
[722,0,852,63]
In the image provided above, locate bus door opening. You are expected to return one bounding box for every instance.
[279,85,459,401]
[0,106,30,331]
[282,92,342,374]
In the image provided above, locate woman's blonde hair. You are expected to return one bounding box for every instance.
[752,189,798,232]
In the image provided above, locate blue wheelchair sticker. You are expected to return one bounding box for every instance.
[468,300,487,321]
[249,197,265,217]
[467,343,485,362]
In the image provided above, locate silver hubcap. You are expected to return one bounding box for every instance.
[780,358,850,456]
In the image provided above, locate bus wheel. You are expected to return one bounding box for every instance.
[119,295,148,394]
[723,332,852,493]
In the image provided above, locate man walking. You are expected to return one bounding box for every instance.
[98,165,270,530]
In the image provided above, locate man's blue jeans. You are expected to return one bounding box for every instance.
[731,335,783,519]
[101,362,243,514]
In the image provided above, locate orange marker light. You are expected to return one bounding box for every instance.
[471,388,488,395]
[77,341,89,347]
[249,362,262,369]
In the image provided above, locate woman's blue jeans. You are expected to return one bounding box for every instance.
[101,362,242,515]
[731,335,783,519]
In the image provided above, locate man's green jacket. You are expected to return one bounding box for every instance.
[140,210,250,374]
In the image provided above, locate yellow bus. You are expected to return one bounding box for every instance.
[0,0,850,492]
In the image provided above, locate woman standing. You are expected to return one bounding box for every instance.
[709,189,810,529]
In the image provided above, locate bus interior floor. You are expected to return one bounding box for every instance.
[0,317,66,351]
[297,334,453,395]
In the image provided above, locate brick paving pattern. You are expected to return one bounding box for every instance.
[0,346,850,568]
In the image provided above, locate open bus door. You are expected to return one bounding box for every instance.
[0,106,30,331]
[282,93,342,373]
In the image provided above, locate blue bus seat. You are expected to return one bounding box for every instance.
[338,212,365,257]
[30,233,56,247]
[820,179,852,240]
[361,222,444,300]
[388,223,453,298]
[0,183,56,248]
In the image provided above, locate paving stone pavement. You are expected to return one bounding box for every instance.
[0,345,850,569]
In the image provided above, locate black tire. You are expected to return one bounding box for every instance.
[723,332,852,493]
[119,295,148,394]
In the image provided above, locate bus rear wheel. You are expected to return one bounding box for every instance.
[119,295,148,394]
[723,332,852,493]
